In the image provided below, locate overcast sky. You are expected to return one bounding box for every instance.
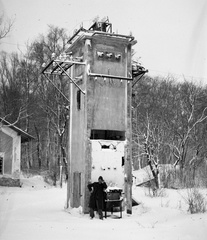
[0,0,206,84]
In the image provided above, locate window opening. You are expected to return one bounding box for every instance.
[101,145,110,149]
[0,156,3,174]
[77,89,81,110]
[90,129,125,140]
[101,144,117,150]
[122,157,125,166]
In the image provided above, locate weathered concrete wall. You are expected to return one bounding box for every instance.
[87,36,128,131]
[70,84,85,207]
[87,78,126,130]
[91,36,127,76]
[70,85,85,173]
[67,39,87,208]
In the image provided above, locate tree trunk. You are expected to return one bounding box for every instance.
[34,123,41,169]
[59,134,68,180]
[145,143,160,190]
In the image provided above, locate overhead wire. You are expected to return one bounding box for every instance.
[1,42,207,82]
[147,68,207,82]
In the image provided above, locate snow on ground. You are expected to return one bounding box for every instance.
[0,176,207,240]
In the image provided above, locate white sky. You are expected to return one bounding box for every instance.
[0,0,207,83]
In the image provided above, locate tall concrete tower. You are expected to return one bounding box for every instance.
[42,19,145,214]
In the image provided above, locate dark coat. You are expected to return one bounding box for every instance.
[88,181,107,210]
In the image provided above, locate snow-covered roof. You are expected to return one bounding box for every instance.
[0,118,35,143]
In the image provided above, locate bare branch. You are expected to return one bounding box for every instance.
[0,106,30,127]
[0,14,14,40]
[184,106,207,143]
[187,96,195,124]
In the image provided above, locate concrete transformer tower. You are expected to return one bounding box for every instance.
[41,19,146,214]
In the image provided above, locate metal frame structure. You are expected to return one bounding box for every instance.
[41,56,86,98]
[41,18,147,98]
[88,72,133,81]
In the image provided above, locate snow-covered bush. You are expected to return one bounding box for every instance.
[184,188,207,214]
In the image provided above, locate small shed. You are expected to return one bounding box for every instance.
[0,118,34,186]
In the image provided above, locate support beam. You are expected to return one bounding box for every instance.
[42,74,70,102]
[55,61,85,95]
[88,72,133,81]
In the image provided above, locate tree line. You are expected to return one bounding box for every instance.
[1,25,207,188]
[132,75,207,188]
[0,25,70,185]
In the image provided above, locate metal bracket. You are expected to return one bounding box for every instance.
[55,61,85,95]
[88,72,133,81]
[42,73,70,102]
[41,58,86,95]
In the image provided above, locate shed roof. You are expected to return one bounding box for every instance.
[0,118,35,143]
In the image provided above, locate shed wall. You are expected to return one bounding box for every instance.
[0,127,21,177]
[0,131,13,175]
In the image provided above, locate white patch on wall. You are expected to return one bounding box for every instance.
[91,140,125,189]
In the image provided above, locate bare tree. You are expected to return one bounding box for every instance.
[132,76,172,190]
[26,25,70,183]
[0,52,28,123]
[0,14,14,41]
[167,82,207,169]
[0,51,38,170]
[132,76,207,188]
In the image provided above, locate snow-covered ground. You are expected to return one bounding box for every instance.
[0,176,207,240]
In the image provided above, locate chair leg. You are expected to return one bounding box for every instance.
[120,205,122,218]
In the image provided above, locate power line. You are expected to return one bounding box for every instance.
[148,68,207,81]
[1,41,25,47]
[1,42,207,82]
